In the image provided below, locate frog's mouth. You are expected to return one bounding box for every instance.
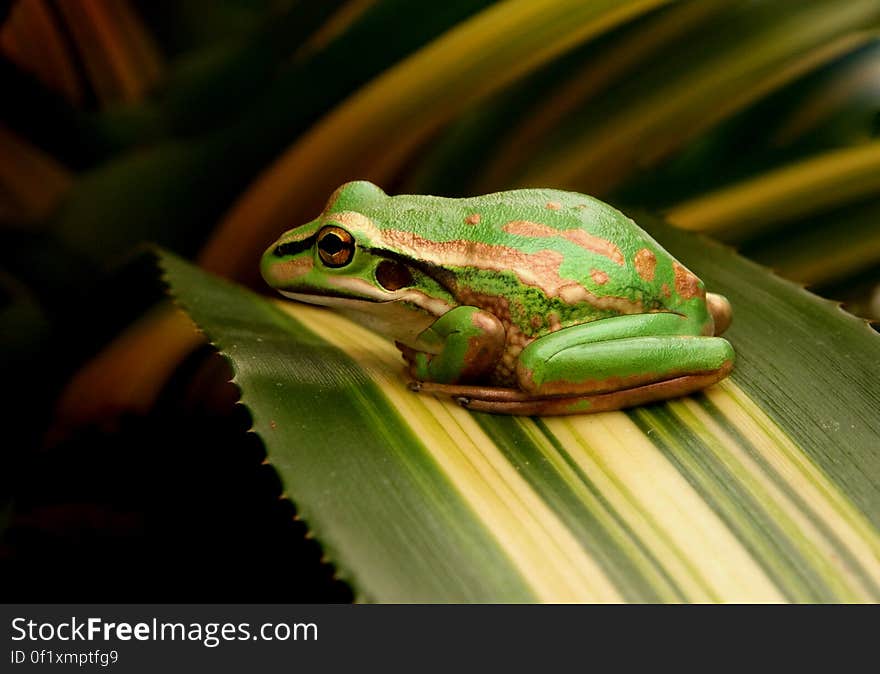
[279,289,394,307]
[278,272,419,307]
[278,288,442,347]
[279,283,453,319]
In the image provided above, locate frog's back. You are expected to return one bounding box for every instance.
[364,188,707,329]
[372,188,647,251]
[375,188,683,286]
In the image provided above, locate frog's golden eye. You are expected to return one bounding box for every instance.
[317,225,354,267]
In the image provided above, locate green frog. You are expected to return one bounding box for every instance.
[261,181,733,415]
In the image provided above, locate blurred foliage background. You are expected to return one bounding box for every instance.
[1,0,879,601]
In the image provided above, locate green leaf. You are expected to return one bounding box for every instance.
[744,197,880,287]
[157,211,880,602]
[667,141,880,241]
[613,36,880,209]
[403,1,725,196]
[514,0,880,192]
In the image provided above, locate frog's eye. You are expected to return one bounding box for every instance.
[317,225,355,267]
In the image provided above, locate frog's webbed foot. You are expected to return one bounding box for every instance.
[395,341,419,376]
[407,381,531,402]
[394,307,505,383]
[445,363,732,415]
[408,363,731,415]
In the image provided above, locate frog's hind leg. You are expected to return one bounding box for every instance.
[465,313,733,415]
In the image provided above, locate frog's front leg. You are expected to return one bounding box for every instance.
[464,313,734,415]
[397,306,506,384]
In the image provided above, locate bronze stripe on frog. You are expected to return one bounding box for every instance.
[502,220,625,265]
[374,230,643,314]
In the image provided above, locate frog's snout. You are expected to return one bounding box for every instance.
[707,292,732,335]
[260,240,283,288]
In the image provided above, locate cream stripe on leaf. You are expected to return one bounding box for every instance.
[538,416,715,601]
[641,215,880,534]
[550,413,785,602]
[297,302,622,602]
[478,415,687,602]
[707,384,880,595]
[636,399,863,601]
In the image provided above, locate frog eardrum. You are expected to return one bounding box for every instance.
[261,180,734,415]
